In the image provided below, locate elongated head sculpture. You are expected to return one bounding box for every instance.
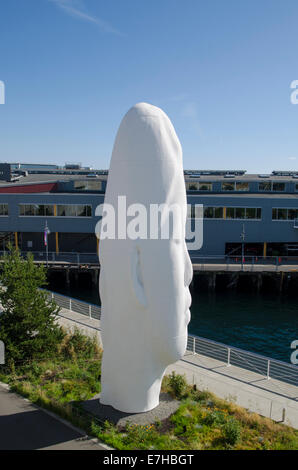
[98,102,193,413]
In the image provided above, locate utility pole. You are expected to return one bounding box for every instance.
[240,223,245,271]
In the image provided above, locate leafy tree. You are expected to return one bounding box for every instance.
[0,247,64,363]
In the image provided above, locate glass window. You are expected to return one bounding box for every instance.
[36,204,45,216]
[77,205,87,217]
[214,207,223,218]
[66,205,76,217]
[236,182,249,191]
[56,204,91,217]
[235,207,245,219]
[295,183,298,191]
[288,209,298,220]
[186,182,199,191]
[44,205,54,216]
[87,180,102,191]
[0,204,8,216]
[187,205,192,219]
[272,208,277,220]
[259,182,271,191]
[74,180,102,191]
[226,207,235,219]
[204,207,214,218]
[256,208,262,219]
[246,208,256,219]
[222,182,235,191]
[57,205,67,216]
[277,208,287,220]
[199,182,212,191]
[25,205,36,216]
[272,182,285,192]
[74,181,87,190]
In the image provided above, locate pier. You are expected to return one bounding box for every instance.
[2,251,298,293]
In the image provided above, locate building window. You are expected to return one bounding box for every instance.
[236,182,249,191]
[226,207,235,218]
[203,207,223,219]
[186,182,199,191]
[74,180,103,191]
[235,207,246,219]
[19,204,54,216]
[19,204,92,217]
[0,204,8,216]
[259,182,272,191]
[272,182,285,192]
[259,182,285,192]
[57,204,92,217]
[199,182,212,191]
[288,209,298,220]
[226,207,262,220]
[221,181,249,191]
[186,182,212,191]
[222,182,235,191]
[272,208,298,220]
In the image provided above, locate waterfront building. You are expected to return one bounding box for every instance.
[0,166,298,258]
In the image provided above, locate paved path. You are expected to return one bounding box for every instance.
[0,384,106,450]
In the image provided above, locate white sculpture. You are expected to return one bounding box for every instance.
[99,102,193,413]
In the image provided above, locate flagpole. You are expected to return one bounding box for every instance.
[45,220,49,268]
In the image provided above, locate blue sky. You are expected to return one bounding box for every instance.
[0,0,298,172]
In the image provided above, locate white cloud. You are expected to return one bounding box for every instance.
[49,0,123,36]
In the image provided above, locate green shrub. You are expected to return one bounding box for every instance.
[0,247,63,362]
[168,372,187,399]
[222,419,241,445]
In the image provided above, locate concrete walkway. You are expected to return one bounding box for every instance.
[0,383,107,450]
[56,308,298,429]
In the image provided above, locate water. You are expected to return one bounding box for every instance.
[48,277,298,364]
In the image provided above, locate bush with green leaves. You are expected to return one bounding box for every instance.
[0,247,64,363]
[222,418,241,445]
[168,372,188,399]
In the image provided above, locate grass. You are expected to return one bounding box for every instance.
[0,335,298,450]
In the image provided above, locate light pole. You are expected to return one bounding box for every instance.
[240,223,245,271]
[44,220,50,267]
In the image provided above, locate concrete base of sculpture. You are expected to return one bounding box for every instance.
[81,393,179,428]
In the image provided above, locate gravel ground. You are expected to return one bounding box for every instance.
[81,393,180,427]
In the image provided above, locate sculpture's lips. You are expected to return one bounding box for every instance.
[185,308,191,325]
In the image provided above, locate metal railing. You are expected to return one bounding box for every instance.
[43,288,298,388]
[0,251,99,265]
[190,255,298,271]
[2,250,298,270]
[43,289,101,320]
[187,334,298,387]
